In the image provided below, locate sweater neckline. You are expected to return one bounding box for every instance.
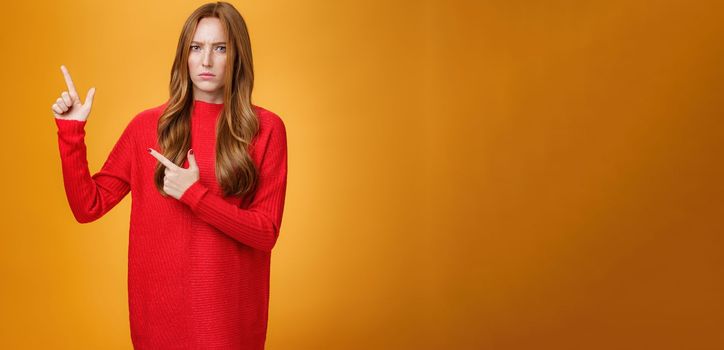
[192,99,224,115]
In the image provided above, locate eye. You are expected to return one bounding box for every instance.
[216,46,226,52]
[190,45,200,51]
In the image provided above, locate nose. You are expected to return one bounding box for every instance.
[202,48,212,67]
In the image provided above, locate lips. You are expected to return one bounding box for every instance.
[199,73,215,77]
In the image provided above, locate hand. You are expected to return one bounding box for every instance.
[147,148,199,200]
[52,64,96,121]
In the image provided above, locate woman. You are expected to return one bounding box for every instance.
[51,2,287,349]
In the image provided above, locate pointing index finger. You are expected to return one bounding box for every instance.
[60,65,78,98]
[148,148,179,170]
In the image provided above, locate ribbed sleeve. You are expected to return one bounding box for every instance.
[55,118,133,223]
[179,117,288,253]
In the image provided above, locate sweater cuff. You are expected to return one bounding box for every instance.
[179,181,209,210]
[55,118,87,134]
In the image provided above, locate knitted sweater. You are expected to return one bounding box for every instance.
[55,99,288,349]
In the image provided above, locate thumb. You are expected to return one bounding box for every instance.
[84,87,96,109]
[187,149,198,169]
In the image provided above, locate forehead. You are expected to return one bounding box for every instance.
[192,17,226,41]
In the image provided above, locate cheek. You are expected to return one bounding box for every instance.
[217,56,227,72]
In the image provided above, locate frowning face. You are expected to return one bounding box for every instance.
[188,17,227,103]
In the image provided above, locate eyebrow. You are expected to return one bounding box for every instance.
[191,41,227,45]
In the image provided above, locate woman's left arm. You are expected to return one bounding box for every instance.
[179,119,288,253]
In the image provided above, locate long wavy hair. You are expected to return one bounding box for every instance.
[153,1,259,198]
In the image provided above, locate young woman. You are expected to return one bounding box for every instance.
[51,2,287,349]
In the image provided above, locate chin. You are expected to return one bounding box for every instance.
[194,83,221,91]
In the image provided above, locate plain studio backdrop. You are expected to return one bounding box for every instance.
[1,0,723,349]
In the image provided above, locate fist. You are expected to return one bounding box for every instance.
[147,148,199,200]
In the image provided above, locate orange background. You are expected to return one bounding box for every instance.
[1,0,723,349]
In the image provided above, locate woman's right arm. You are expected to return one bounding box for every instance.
[55,119,133,223]
[52,65,132,223]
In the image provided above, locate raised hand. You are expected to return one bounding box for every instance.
[147,148,200,200]
[52,65,96,121]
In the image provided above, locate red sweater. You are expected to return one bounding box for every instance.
[55,99,288,349]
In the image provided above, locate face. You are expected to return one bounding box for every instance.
[188,17,227,103]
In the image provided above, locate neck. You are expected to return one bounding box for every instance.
[192,87,224,104]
